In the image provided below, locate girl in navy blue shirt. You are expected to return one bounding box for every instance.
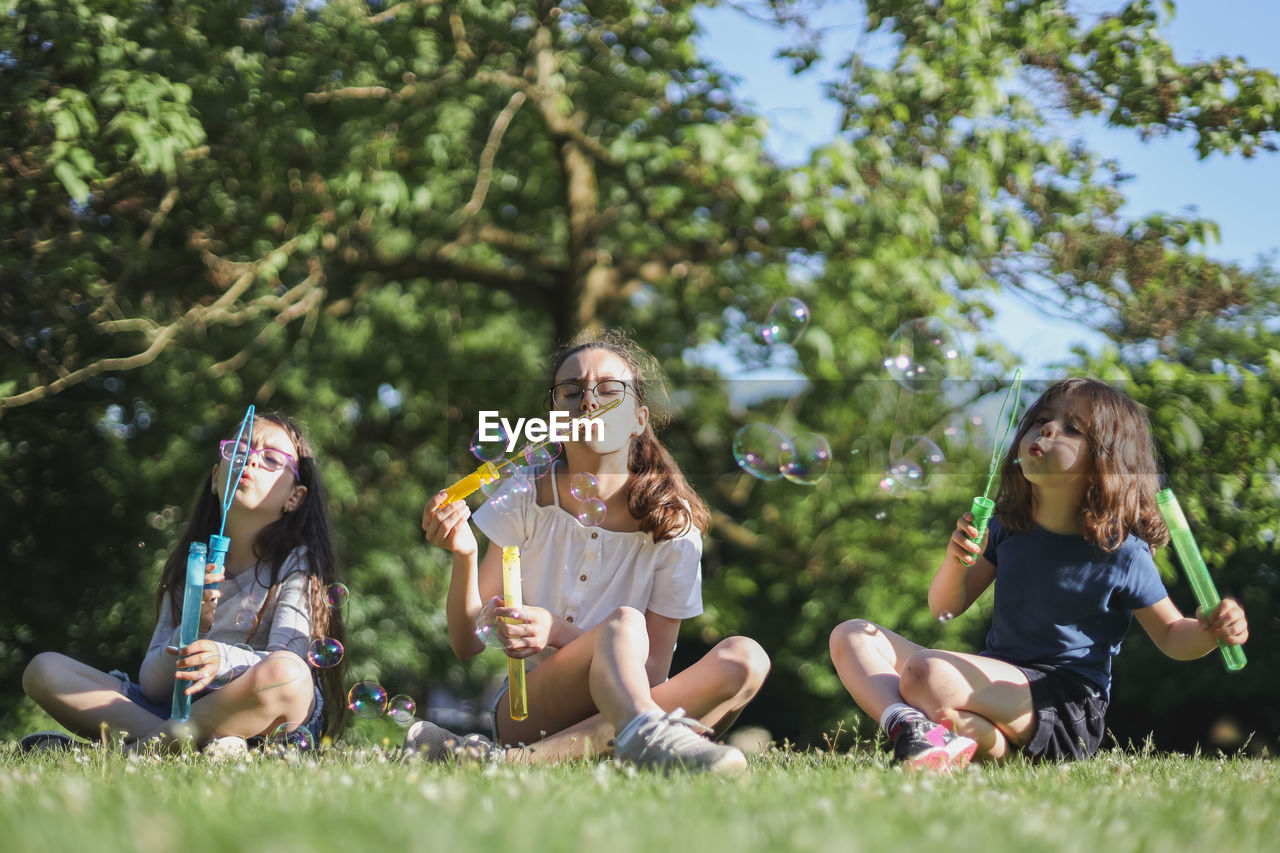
[830,378,1249,768]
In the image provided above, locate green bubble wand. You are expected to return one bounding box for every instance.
[171,405,255,721]
[968,369,1023,543]
[1155,489,1247,672]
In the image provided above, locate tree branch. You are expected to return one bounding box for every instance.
[461,91,527,217]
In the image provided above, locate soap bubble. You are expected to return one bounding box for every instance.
[883,318,964,392]
[481,463,526,497]
[886,436,947,491]
[475,605,509,650]
[387,695,417,724]
[760,297,810,345]
[307,637,344,669]
[269,722,314,751]
[325,583,349,609]
[346,681,388,719]
[486,471,533,515]
[780,433,832,485]
[470,425,510,462]
[519,442,557,478]
[234,609,257,631]
[732,423,789,481]
[577,497,607,527]
[569,472,599,501]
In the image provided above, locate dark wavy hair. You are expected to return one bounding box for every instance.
[549,330,711,542]
[994,377,1169,552]
[156,412,347,739]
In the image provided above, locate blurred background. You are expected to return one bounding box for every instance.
[2,0,1277,753]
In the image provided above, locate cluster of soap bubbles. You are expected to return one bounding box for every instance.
[732,423,832,485]
[467,425,574,517]
[346,680,417,724]
[569,471,606,526]
[736,299,968,497]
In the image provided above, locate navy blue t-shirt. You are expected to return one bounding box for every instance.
[980,517,1168,699]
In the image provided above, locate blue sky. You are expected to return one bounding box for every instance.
[693,1,1280,374]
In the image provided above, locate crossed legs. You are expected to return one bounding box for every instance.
[829,618,1037,761]
[23,650,316,751]
[494,606,770,762]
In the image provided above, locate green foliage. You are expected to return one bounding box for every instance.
[2,0,1278,753]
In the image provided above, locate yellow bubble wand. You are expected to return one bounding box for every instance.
[441,398,623,504]
[502,546,529,721]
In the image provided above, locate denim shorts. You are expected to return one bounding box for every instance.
[1013,664,1108,761]
[111,666,324,748]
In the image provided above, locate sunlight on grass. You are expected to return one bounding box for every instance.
[1,740,1276,853]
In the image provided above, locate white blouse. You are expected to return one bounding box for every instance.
[472,468,703,637]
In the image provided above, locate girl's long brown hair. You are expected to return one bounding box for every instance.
[156,413,347,739]
[550,330,711,542]
[994,377,1169,552]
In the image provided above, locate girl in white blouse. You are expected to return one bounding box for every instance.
[411,331,769,774]
[23,414,346,753]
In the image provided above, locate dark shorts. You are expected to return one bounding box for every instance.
[1013,664,1108,761]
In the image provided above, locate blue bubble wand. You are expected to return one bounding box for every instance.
[171,405,255,721]
[968,369,1023,543]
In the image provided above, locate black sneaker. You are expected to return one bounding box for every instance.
[888,715,976,771]
[19,731,74,753]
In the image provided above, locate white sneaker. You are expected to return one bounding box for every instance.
[614,708,747,775]
[201,736,250,762]
[401,720,503,764]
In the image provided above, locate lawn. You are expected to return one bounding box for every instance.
[2,740,1276,853]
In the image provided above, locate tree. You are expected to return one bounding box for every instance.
[2,0,1277,751]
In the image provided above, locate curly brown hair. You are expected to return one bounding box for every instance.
[549,330,711,542]
[994,377,1169,552]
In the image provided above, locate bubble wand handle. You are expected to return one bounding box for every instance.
[969,369,1023,543]
[171,541,208,721]
[208,405,255,590]
[502,546,529,721]
[441,398,624,504]
[1155,489,1247,672]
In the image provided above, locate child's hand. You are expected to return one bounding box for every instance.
[498,604,552,660]
[1198,598,1249,646]
[169,639,222,694]
[947,512,984,567]
[199,564,225,633]
[422,490,478,557]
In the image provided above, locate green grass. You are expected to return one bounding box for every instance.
[2,742,1277,853]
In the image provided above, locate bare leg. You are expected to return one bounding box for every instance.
[22,653,165,743]
[829,619,927,723]
[138,651,316,751]
[501,634,770,763]
[899,649,1036,761]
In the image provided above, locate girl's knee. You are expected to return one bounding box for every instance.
[900,650,958,709]
[829,618,878,654]
[22,652,68,700]
[243,652,313,711]
[710,636,771,693]
[602,606,646,634]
